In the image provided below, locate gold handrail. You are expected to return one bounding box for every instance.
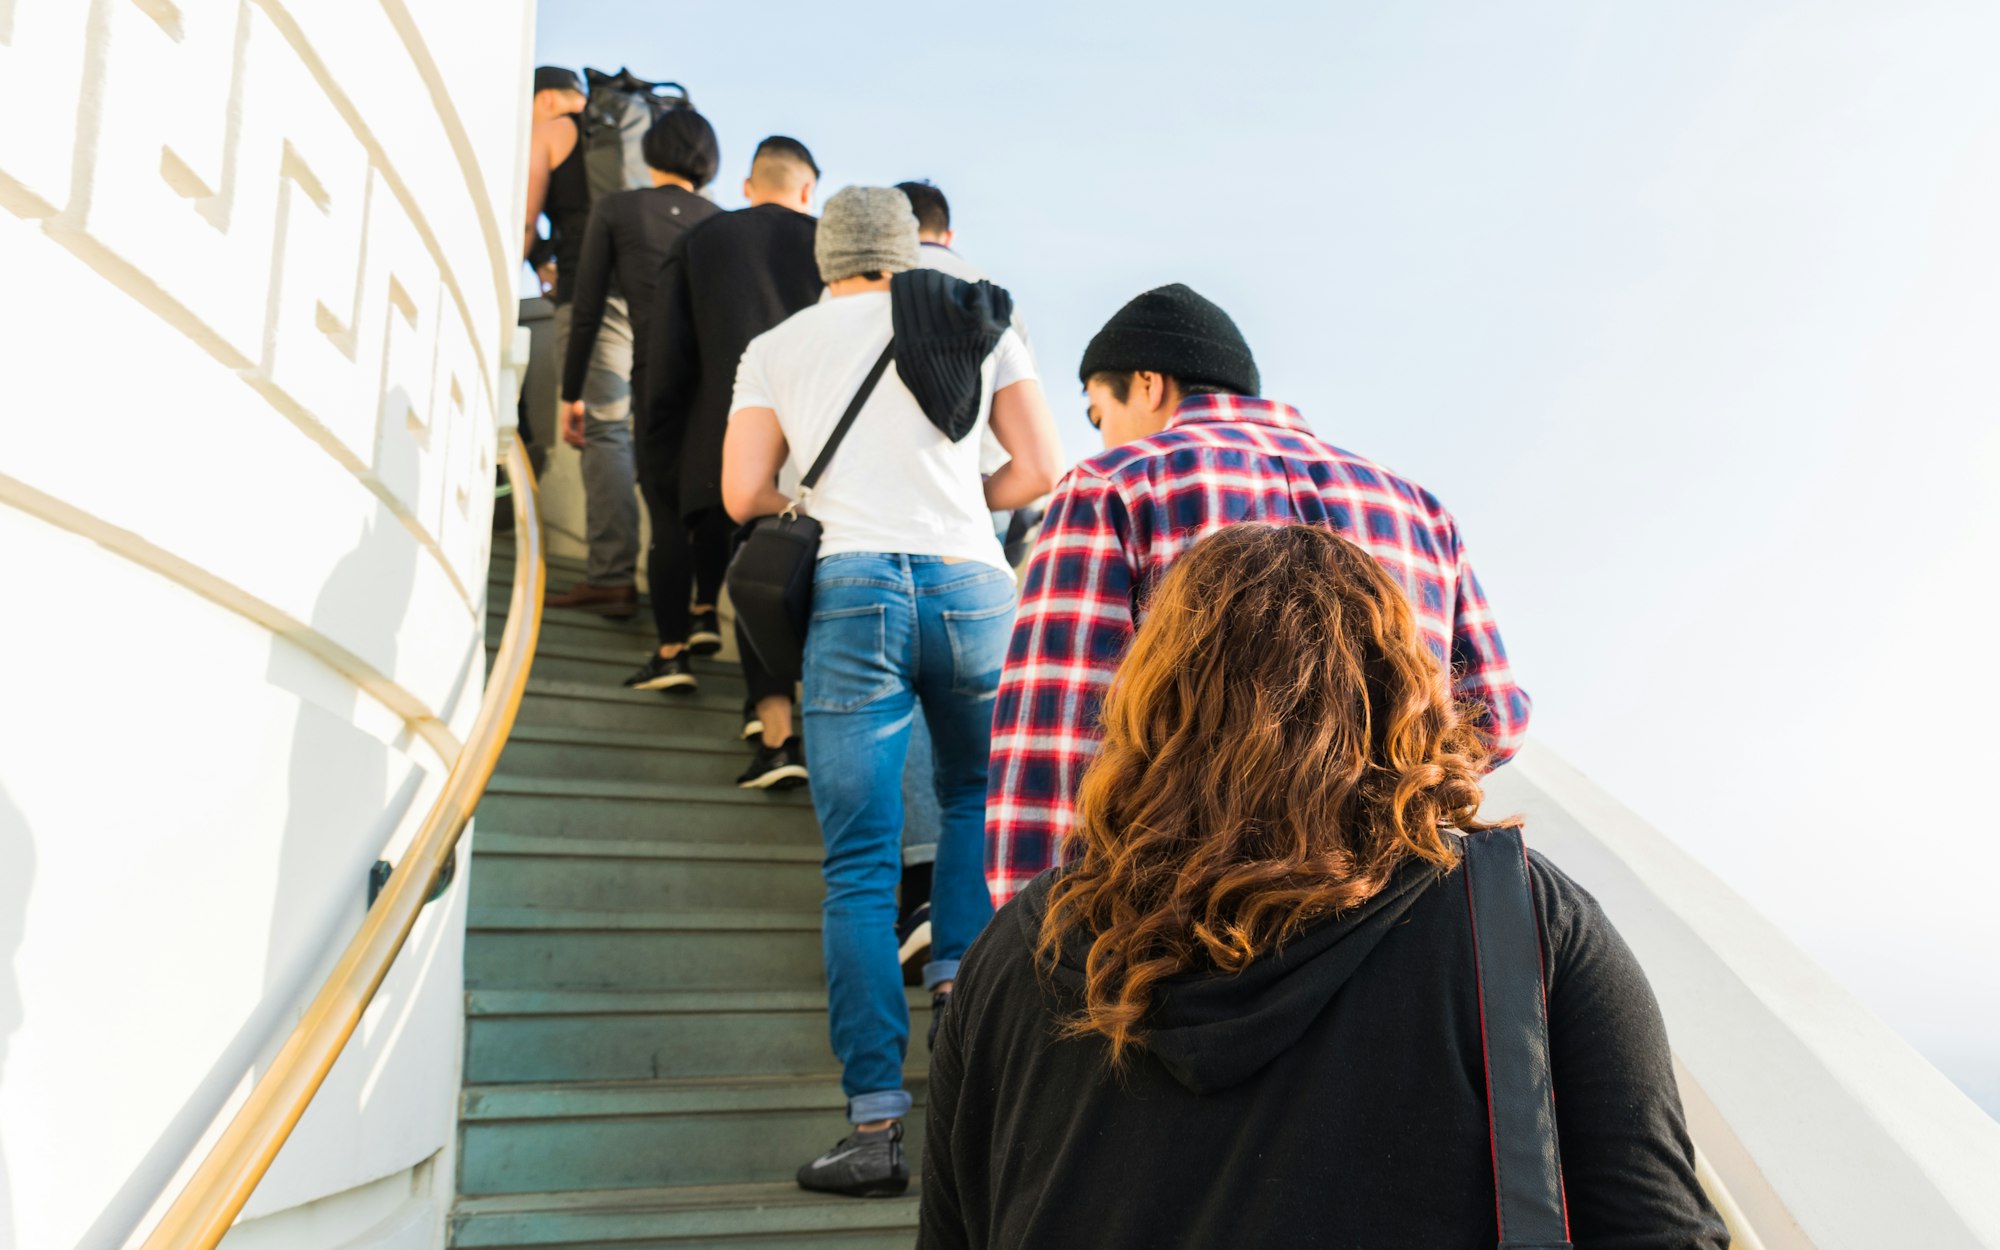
[138,436,544,1250]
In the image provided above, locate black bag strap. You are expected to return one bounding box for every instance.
[1463,827,1572,1250]
[792,342,895,512]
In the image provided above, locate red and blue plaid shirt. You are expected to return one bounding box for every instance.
[986,395,1531,906]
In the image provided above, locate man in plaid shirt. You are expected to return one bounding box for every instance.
[986,284,1531,906]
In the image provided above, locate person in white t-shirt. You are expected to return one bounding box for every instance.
[722,185,1061,1199]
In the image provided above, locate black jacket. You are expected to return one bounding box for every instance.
[641,203,820,515]
[919,848,1728,1250]
[560,184,721,404]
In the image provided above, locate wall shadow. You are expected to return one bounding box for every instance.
[0,785,33,1250]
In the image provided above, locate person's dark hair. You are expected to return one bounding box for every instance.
[532,66,583,96]
[1037,523,1495,1066]
[1085,371,1239,403]
[895,180,951,235]
[752,135,820,178]
[641,108,719,188]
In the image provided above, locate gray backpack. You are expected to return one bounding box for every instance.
[580,68,690,203]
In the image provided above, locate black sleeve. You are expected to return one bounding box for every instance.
[1531,852,1730,1250]
[560,198,617,402]
[639,233,699,446]
[915,938,975,1250]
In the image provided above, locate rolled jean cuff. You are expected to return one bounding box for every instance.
[923,958,960,992]
[847,1088,912,1125]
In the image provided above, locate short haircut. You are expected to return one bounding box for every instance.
[750,135,819,190]
[895,180,950,235]
[641,108,720,188]
[1086,371,1240,403]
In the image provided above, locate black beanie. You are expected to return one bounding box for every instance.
[1077,283,1259,397]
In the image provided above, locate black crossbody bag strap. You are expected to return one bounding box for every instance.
[1463,827,1572,1250]
[794,343,895,505]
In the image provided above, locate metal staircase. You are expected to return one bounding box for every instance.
[450,537,926,1248]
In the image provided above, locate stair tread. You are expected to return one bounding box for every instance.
[501,722,758,755]
[450,1182,918,1247]
[473,833,821,863]
[469,905,822,932]
[467,987,928,1016]
[463,1072,928,1120]
[518,678,750,713]
[484,773,810,807]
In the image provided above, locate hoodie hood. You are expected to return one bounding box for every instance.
[1015,859,1443,1095]
[889,268,1014,442]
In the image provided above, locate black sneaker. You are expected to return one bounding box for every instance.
[688,609,723,656]
[623,651,696,692]
[737,736,807,790]
[928,988,951,1050]
[796,1122,908,1197]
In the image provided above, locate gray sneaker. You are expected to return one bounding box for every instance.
[795,1121,908,1198]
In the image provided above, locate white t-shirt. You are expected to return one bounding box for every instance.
[729,291,1036,572]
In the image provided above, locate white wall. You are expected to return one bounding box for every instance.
[0,1,532,1247]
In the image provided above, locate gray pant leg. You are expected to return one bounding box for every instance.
[901,701,941,868]
[579,298,639,587]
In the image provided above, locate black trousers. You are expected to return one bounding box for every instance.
[635,450,732,646]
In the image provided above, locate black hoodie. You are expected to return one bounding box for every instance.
[918,849,1728,1250]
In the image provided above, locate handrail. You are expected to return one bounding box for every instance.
[138,436,545,1250]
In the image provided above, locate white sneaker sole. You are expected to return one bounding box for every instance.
[897,920,932,966]
[741,719,764,740]
[628,673,697,691]
[688,630,724,653]
[738,763,808,790]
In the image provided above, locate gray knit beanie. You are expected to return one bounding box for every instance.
[815,186,921,284]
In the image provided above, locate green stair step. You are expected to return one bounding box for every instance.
[514,641,752,697]
[490,612,659,652]
[469,833,825,913]
[450,1180,918,1248]
[465,907,825,992]
[464,988,930,1085]
[515,679,750,736]
[458,1074,928,1196]
[497,724,762,788]
[475,774,818,847]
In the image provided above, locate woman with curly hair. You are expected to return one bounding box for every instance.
[919,523,1725,1249]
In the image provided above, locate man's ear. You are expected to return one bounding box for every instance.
[941,228,957,248]
[798,178,817,210]
[742,177,755,202]
[1143,372,1171,415]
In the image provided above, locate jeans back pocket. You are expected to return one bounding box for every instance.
[941,597,1016,700]
[806,603,898,714]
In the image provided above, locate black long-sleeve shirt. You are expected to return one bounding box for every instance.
[559,183,719,404]
[920,847,1728,1250]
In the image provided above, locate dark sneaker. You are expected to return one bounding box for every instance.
[928,988,950,1051]
[737,737,807,790]
[897,904,932,971]
[688,609,724,656]
[741,700,763,741]
[796,1122,907,1198]
[623,652,696,692]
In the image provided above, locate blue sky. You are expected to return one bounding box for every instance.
[535,0,2000,1114]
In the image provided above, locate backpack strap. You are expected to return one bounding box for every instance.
[1463,827,1572,1250]
[792,343,895,513]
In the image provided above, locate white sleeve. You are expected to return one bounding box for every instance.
[990,326,1038,391]
[727,333,774,417]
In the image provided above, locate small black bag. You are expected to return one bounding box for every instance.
[726,344,895,681]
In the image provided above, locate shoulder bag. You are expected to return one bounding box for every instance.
[725,343,896,681]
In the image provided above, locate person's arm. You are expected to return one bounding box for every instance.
[522,118,556,260]
[1446,526,1531,766]
[720,406,793,523]
[983,378,1062,511]
[915,941,973,1250]
[559,198,617,430]
[985,469,1137,907]
[1531,853,1729,1249]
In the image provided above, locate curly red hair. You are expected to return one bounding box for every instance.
[1037,523,1497,1064]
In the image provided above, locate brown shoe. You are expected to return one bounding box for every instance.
[545,581,638,618]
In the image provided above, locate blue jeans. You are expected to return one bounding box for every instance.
[803,553,1012,1123]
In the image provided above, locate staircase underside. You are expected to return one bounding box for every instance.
[454,537,923,1248]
